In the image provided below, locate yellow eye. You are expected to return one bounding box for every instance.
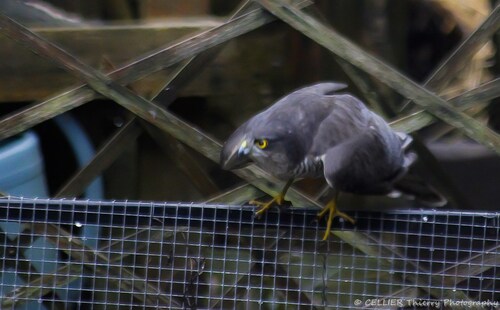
[255,139,269,149]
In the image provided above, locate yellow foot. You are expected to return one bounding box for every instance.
[250,194,285,219]
[317,200,355,241]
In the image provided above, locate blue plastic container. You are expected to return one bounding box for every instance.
[0,121,104,309]
[0,131,48,240]
[0,131,53,310]
[0,118,104,243]
[0,131,48,197]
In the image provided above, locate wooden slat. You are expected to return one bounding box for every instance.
[0,20,220,102]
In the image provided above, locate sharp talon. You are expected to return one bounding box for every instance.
[248,179,293,220]
[250,194,284,219]
[249,200,265,207]
[255,202,272,218]
[322,204,335,241]
[317,199,355,240]
[322,230,331,241]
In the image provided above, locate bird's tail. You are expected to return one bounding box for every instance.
[391,174,447,207]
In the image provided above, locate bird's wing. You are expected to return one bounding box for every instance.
[322,130,405,195]
[307,94,374,157]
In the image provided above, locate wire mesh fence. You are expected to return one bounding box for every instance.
[0,197,498,309]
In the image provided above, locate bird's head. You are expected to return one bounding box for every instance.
[220,82,349,178]
[220,118,304,179]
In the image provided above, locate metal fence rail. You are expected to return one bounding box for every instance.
[0,197,498,309]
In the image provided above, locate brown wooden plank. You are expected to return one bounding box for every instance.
[0,19,220,102]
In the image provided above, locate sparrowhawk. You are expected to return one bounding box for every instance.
[220,82,445,240]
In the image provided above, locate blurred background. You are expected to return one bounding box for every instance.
[0,0,498,209]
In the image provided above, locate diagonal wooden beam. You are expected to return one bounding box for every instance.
[0,3,320,210]
[53,1,258,198]
[391,78,500,132]
[399,3,500,112]
[55,118,143,197]
[256,0,500,155]
[0,3,289,140]
[417,4,500,92]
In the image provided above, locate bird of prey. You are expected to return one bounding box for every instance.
[220,82,445,240]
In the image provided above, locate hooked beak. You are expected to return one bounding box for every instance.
[220,138,252,170]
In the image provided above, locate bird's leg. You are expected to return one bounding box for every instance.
[317,192,355,240]
[250,178,294,218]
